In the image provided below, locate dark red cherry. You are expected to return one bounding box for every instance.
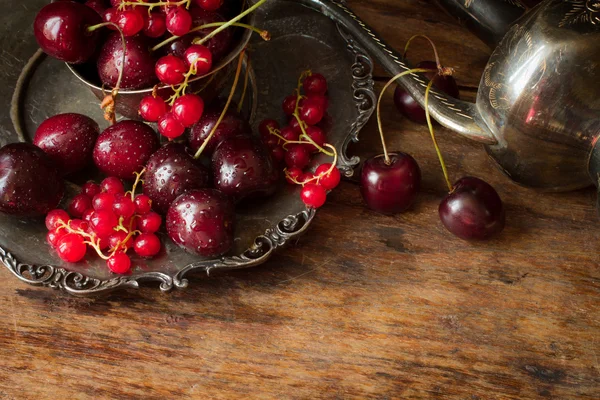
[97,33,158,90]
[93,120,159,179]
[360,152,421,214]
[188,106,251,155]
[439,177,505,241]
[143,142,210,214]
[33,113,100,175]
[212,136,279,201]
[166,189,234,257]
[85,0,107,15]
[144,12,167,38]
[34,1,102,64]
[394,60,459,124]
[0,143,64,217]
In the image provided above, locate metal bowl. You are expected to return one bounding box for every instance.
[1,0,376,296]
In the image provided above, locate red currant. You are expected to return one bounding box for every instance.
[70,219,89,232]
[117,9,145,36]
[281,126,299,142]
[113,194,136,218]
[56,233,87,263]
[93,192,116,212]
[282,95,298,115]
[81,181,101,198]
[172,94,204,127]
[300,171,315,183]
[158,112,186,139]
[134,233,161,257]
[139,95,168,122]
[45,209,70,231]
[82,209,95,223]
[286,167,303,185]
[307,94,329,112]
[264,134,280,149]
[259,119,279,141]
[304,126,326,153]
[47,228,66,248]
[270,146,285,163]
[315,163,341,190]
[166,7,192,36]
[299,98,324,126]
[184,44,213,76]
[155,55,187,86]
[194,0,224,11]
[300,183,327,208]
[285,144,311,169]
[102,8,119,30]
[69,194,92,218]
[303,73,328,95]
[101,176,125,194]
[107,252,131,274]
[289,117,303,134]
[90,210,118,237]
[144,12,167,38]
[108,231,133,252]
[138,212,162,233]
[134,194,152,214]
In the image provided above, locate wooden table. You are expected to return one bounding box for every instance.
[1,1,599,398]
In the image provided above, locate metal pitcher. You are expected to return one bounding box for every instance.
[293,0,600,198]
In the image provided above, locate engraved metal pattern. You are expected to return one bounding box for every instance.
[560,0,600,27]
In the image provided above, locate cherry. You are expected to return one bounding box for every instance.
[282,95,297,116]
[394,61,459,124]
[212,136,279,201]
[69,194,93,218]
[97,33,158,89]
[166,6,192,36]
[301,184,327,209]
[117,9,145,36]
[90,210,119,237]
[285,144,311,170]
[188,106,251,154]
[107,252,131,274]
[166,189,234,257]
[46,209,70,231]
[139,95,168,122]
[113,194,136,218]
[304,126,326,153]
[303,73,328,95]
[138,211,162,234]
[56,233,87,263]
[85,0,107,15]
[360,153,421,214]
[81,182,101,199]
[315,164,341,190]
[194,0,224,11]
[172,94,205,127]
[34,1,102,64]
[93,193,116,211]
[155,55,187,86]
[134,194,153,214]
[158,112,186,139]
[101,177,125,195]
[33,113,99,175]
[184,44,213,76]
[144,12,167,38]
[0,143,64,217]
[109,231,133,252]
[143,143,210,213]
[94,120,159,179]
[439,177,505,241]
[47,228,66,248]
[299,98,324,126]
[258,119,279,141]
[134,233,161,257]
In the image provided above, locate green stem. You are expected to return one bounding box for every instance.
[424,80,453,192]
[237,54,251,114]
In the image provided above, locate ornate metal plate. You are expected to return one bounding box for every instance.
[0,0,375,296]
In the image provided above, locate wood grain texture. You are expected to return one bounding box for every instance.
[1,1,599,399]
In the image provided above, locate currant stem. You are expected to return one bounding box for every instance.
[237,54,251,114]
[424,79,453,192]
[119,0,190,12]
[127,168,146,201]
[193,50,246,159]
[376,68,435,165]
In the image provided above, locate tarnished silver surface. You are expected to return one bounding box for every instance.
[296,0,600,194]
[0,0,375,295]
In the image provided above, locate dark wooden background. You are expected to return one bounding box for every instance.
[1,1,599,398]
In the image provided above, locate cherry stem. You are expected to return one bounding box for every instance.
[377,68,436,165]
[127,168,146,201]
[403,34,454,77]
[424,79,453,192]
[193,50,246,159]
[237,54,251,114]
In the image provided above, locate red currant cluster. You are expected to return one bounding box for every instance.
[44,172,163,274]
[259,71,341,209]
